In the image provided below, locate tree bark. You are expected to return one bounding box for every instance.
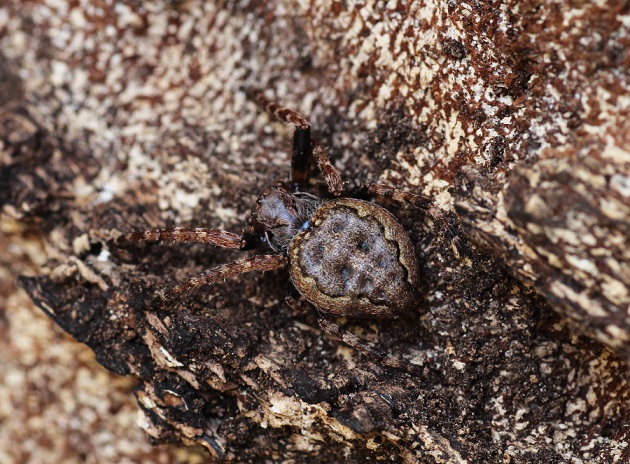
[2,1,629,462]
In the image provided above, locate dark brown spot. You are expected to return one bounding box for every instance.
[339,266,350,279]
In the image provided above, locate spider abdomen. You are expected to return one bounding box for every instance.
[288,198,420,318]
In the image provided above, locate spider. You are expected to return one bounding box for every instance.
[116,91,451,373]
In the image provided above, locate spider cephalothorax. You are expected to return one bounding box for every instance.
[116,91,448,371]
[253,185,322,252]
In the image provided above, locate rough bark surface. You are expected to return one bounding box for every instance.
[1,1,629,463]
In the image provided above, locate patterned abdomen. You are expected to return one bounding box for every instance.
[289,198,419,318]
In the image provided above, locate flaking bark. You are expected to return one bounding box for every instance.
[2,1,629,462]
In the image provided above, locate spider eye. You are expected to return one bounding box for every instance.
[299,221,310,230]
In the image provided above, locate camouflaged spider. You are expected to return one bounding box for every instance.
[117,92,447,372]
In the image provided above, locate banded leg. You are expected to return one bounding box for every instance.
[285,294,420,374]
[248,88,343,196]
[248,89,310,131]
[312,143,343,196]
[247,89,311,190]
[317,317,422,374]
[362,183,433,215]
[116,227,245,249]
[363,183,462,257]
[154,254,288,305]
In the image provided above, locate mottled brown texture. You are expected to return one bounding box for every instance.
[0,220,207,463]
[290,198,419,318]
[509,142,629,349]
[2,1,630,463]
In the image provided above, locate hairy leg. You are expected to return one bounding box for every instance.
[155,254,288,305]
[312,143,343,196]
[248,89,310,131]
[246,89,311,190]
[116,227,245,248]
[362,183,434,215]
[316,317,422,374]
[362,183,462,257]
[247,88,343,196]
[285,293,421,374]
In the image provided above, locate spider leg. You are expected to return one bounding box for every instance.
[316,315,421,374]
[154,254,287,305]
[116,227,249,249]
[361,183,462,257]
[247,89,343,196]
[312,142,343,196]
[285,293,420,374]
[248,88,310,131]
[284,287,308,314]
